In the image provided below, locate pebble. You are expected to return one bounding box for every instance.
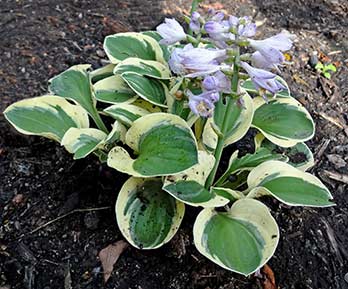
[96,49,105,58]
[309,51,318,68]
[326,154,347,169]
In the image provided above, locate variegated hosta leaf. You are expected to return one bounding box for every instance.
[49,64,107,132]
[114,58,171,79]
[105,121,127,145]
[241,77,290,98]
[107,113,198,177]
[104,103,150,127]
[193,199,279,276]
[4,95,89,142]
[215,148,287,187]
[121,72,169,107]
[89,64,116,84]
[203,91,254,150]
[210,187,244,202]
[257,134,314,171]
[163,151,230,207]
[247,160,334,207]
[132,99,162,113]
[116,177,185,249]
[93,75,137,104]
[103,32,165,64]
[61,128,107,159]
[252,97,315,148]
[141,31,171,62]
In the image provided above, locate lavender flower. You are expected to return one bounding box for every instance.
[204,20,234,42]
[203,71,231,93]
[209,10,225,22]
[156,18,186,45]
[205,14,256,45]
[190,12,201,34]
[186,90,218,117]
[238,22,257,37]
[168,44,227,77]
[248,32,293,67]
[168,45,189,75]
[240,62,286,95]
[251,51,281,72]
[229,16,239,27]
[251,32,293,51]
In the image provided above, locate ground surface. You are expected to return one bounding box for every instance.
[1,0,348,288]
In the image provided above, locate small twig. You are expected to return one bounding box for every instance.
[24,206,110,236]
[327,50,342,56]
[199,274,217,278]
[315,111,348,136]
[322,170,348,184]
[43,259,61,266]
[321,219,344,265]
[315,138,331,162]
[318,112,344,129]
[71,41,83,51]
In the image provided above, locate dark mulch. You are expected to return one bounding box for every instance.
[1,1,348,288]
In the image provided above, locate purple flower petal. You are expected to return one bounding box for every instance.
[168,45,227,77]
[238,22,257,37]
[187,90,217,118]
[156,18,186,45]
[240,62,286,95]
[211,11,225,22]
[190,12,201,33]
[205,21,229,34]
[203,71,231,93]
[249,32,293,52]
[229,16,239,26]
[168,48,185,75]
[251,51,281,72]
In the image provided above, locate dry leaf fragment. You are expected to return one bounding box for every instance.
[262,264,277,289]
[99,240,128,283]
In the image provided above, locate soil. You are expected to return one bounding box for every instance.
[1,0,348,289]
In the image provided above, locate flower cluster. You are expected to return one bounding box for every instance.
[187,71,231,117]
[168,44,227,77]
[156,9,293,117]
[205,14,257,46]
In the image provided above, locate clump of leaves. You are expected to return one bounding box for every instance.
[315,61,337,79]
[4,0,334,277]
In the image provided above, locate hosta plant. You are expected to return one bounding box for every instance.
[4,0,334,276]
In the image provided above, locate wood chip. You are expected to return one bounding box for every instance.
[64,263,72,289]
[319,76,340,101]
[99,240,128,283]
[322,170,348,184]
[315,138,330,162]
[326,154,347,169]
[321,218,344,265]
[316,111,348,136]
[293,73,310,88]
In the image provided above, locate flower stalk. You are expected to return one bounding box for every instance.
[205,48,240,189]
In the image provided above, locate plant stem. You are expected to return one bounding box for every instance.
[93,110,108,133]
[205,49,240,189]
[190,0,202,14]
